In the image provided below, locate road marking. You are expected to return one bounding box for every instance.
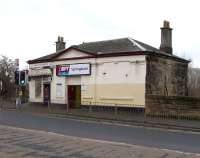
[0,124,200,157]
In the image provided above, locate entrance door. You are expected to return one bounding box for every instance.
[68,85,81,108]
[43,84,50,105]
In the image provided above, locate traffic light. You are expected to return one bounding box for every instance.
[20,71,26,85]
[15,71,26,86]
[15,71,19,85]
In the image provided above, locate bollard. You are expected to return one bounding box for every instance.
[114,104,118,115]
[66,103,69,113]
[89,102,92,113]
[48,100,50,112]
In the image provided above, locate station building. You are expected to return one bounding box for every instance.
[27,21,189,108]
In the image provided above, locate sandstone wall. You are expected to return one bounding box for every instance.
[145,55,188,96]
[146,95,200,117]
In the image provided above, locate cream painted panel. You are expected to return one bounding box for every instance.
[81,84,95,101]
[96,61,146,84]
[96,84,145,106]
[67,76,81,85]
[81,83,145,107]
[56,49,92,59]
[81,63,96,85]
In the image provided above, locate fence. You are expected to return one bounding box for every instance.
[0,96,29,110]
[21,100,200,121]
[0,97,16,109]
[1,98,200,121]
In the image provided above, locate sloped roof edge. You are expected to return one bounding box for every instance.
[27,37,190,64]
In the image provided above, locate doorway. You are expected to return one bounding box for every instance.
[68,85,81,108]
[43,84,50,105]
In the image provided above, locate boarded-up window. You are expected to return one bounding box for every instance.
[35,79,42,98]
[56,83,62,97]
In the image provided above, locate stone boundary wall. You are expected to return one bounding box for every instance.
[145,95,200,116]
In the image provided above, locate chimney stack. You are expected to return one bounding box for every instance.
[55,36,65,52]
[160,21,173,54]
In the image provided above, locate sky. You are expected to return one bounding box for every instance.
[0,0,200,69]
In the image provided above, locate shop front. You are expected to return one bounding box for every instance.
[28,68,52,104]
[56,63,91,108]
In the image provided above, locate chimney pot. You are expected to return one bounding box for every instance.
[58,36,61,42]
[61,37,64,42]
[56,36,65,52]
[163,20,170,28]
[160,20,173,54]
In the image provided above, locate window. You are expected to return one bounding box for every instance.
[35,79,42,98]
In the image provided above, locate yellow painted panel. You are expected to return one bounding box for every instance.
[81,84,145,107]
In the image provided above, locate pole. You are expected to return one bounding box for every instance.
[15,59,20,109]
[18,71,21,108]
[18,71,20,85]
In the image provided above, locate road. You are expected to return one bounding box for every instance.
[0,110,200,155]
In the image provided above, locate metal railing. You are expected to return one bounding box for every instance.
[1,99,200,121]
[80,101,144,115]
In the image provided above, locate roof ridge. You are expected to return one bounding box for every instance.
[128,37,146,51]
[77,37,129,46]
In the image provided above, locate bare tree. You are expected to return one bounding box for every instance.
[0,55,16,99]
[177,53,200,97]
[187,60,200,97]
[188,67,200,97]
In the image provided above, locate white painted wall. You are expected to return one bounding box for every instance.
[28,48,146,106]
[56,49,92,59]
[96,60,146,84]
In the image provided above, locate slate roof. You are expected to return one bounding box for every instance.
[28,37,189,63]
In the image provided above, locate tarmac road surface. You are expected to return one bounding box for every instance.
[0,110,200,154]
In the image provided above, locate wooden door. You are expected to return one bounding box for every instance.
[43,84,50,105]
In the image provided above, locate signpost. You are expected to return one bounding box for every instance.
[56,63,91,76]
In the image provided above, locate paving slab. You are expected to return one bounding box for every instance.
[0,124,199,158]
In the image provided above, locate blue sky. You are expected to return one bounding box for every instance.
[0,0,200,68]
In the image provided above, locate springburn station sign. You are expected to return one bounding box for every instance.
[56,63,91,76]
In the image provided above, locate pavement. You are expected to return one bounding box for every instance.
[4,102,200,132]
[0,124,200,158]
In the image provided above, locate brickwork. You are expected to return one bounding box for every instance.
[145,95,200,117]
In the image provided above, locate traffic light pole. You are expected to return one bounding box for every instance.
[18,71,20,85]
[16,71,21,109]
